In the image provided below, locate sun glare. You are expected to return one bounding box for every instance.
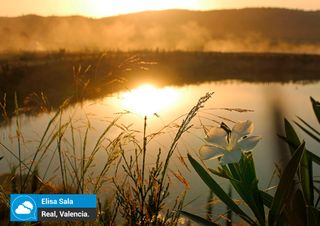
[119,84,179,116]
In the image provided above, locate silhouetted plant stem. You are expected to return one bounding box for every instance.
[57,111,66,193]
[141,115,147,225]
[14,93,22,193]
[154,92,213,224]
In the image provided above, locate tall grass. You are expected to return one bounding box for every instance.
[114,92,213,225]
[0,98,123,224]
[0,90,213,225]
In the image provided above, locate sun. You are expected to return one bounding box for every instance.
[119,84,179,116]
[83,0,203,17]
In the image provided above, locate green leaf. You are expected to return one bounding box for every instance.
[259,191,273,208]
[188,154,256,225]
[288,189,307,225]
[180,211,219,226]
[268,142,306,226]
[284,119,300,154]
[308,151,320,165]
[296,116,320,137]
[237,153,265,225]
[283,119,314,205]
[294,121,320,143]
[209,167,240,182]
[279,134,320,165]
[307,206,320,225]
[220,155,265,225]
[301,154,314,206]
[226,186,233,226]
[221,162,264,223]
[311,97,320,124]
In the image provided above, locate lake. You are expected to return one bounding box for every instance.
[1,79,319,219]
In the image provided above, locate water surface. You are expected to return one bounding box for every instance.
[1,80,319,217]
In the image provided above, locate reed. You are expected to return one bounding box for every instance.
[113,92,213,225]
[0,92,213,225]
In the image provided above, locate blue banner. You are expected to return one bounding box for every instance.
[10,194,96,222]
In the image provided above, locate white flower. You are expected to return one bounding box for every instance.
[199,120,261,165]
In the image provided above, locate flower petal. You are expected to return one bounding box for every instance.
[220,149,242,165]
[230,120,254,146]
[205,127,227,147]
[236,136,262,151]
[199,145,226,160]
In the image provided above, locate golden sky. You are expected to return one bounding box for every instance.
[1,0,320,17]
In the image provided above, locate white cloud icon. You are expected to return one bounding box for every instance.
[22,201,33,210]
[15,205,31,214]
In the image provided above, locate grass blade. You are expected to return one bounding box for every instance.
[279,134,320,165]
[0,142,31,171]
[288,189,307,225]
[296,116,320,136]
[14,93,22,193]
[239,153,265,224]
[294,121,320,143]
[188,154,256,225]
[307,206,320,225]
[311,97,320,124]
[268,142,306,225]
[284,119,300,154]
[308,151,320,165]
[226,186,233,226]
[259,190,273,208]
[180,211,219,226]
[284,119,314,205]
[22,107,61,191]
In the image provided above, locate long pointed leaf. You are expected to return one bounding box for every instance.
[268,142,306,225]
[311,97,320,124]
[226,155,265,225]
[301,156,314,206]
[188,154,256,225]
[279,138,315,205]
[284,119,300,154]
[209,167,240,182]
[308,151,320,165]
[239,153,266,224]
[259,190,273,208]
[282,121,314,205]
[226,186,233,226]
[288,189,307,225]
[308,206,320,225]
[296,116,320,136]
[294,121,320,143]
[180,211,219,226]
[279,135,320,165]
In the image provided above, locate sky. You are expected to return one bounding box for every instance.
[1,0,320,18]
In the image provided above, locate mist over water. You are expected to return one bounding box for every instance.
[1,8,320,53]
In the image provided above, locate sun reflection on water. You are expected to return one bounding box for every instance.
[119,84,179,116]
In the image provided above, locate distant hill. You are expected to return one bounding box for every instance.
[1,8,320,53]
